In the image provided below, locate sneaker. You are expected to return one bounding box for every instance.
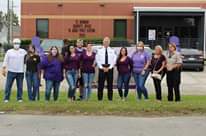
[18,100,23,103]
[4,100,9,103]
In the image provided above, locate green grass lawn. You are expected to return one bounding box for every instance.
[0,91,206,117]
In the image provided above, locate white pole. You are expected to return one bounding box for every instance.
[136,10,139,44]
[204,10,206,58]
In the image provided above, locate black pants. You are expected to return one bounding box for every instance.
[166,69,181,102]
[152,78,162,100]
[98,69,113,101]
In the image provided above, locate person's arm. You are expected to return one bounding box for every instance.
[2,52,9,77]
[129,57,133,73]
[155,61,166,73]
[95,50,103,69]
[143,53,151,70]
[171,53,183,69]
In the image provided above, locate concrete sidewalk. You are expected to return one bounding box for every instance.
[0,115,206,136]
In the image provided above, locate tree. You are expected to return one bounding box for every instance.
[0,11,5,32]
[4,11,19,27]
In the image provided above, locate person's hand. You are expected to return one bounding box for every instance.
[103,67,109,73]
[2,68,7,77]
[92,63,96,68]
[166,64,173,71]
[78,72,81,78]
[153,71,158,74]
[141,70,145,75]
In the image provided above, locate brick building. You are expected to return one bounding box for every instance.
[21,0,206,51]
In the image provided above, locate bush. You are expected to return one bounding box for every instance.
[3,43,13,52]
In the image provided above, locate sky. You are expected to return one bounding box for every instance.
[0,0,20,17]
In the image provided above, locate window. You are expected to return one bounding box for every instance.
[114,19,127,39]
[36,19,49,38]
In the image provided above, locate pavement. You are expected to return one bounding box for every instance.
[0,115,206,136]
[0,62,206,95]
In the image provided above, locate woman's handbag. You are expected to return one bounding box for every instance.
[151,57,162,80]
[151,73,162,80]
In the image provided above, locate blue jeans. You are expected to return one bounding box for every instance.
[83,73,95,100]
[26,72,39,101]
[133,70,149,100]
[45,80,61,101]
[66,70,78,99]
[4,71,24,101]
[117,73,131,98]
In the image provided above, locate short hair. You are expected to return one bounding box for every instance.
[155,45,163,53]
[76,39,84,45]
[137,41,144,47]
[168,43,177,50]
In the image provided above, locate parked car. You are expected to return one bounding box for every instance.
[181,48,204,71]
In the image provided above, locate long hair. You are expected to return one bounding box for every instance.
[25,44,36,62]
[48,46,64,62]
[117,47,128,63]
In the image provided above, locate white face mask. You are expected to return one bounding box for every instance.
[13,44,20,49]
[137,47,143,51]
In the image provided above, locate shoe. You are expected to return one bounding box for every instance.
[18,100,23,103]
[4,100,9,103]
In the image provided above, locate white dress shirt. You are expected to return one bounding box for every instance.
[95,47,117,69]
[2,48,27,73]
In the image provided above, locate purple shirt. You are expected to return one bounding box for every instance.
[132,51,150,74]
[64,54,80,71]
[75,47,85,57]
[116,57,133,75]
[81,52,96,73]
[40,57,63,82]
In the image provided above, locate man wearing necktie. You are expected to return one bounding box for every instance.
[95,37,117,101]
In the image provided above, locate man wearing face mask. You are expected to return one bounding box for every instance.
[2,38,27,103]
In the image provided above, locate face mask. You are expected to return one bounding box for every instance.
[13,44,20,49]
[51,50,57,56]
[137,47,143,51]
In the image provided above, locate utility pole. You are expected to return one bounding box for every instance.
[7,0,10,44]
[11,0,13,43]
[7,0,14,44]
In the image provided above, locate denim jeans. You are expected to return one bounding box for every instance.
[66,70,78,99]
[83,73,95,100]
[26,71,39,101]
[4,71,24,101]
[117,73,131,98]
[133,70,149,100]
[45,80,61,101]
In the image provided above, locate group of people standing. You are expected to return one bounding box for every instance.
[1,37,182,103]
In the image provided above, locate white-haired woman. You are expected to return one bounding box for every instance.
[149,45,166,101]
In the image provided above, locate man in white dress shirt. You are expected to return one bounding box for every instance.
[95,37,117,101]
[2,38,27,103]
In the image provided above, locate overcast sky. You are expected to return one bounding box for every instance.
[0,0,20,17]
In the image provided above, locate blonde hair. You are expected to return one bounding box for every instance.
[155,45,163,54]
[76,39,84,45]
[137,41,144,47]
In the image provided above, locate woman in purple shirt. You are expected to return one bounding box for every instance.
[81,44,96,100]
[41,46,64,101]
[116,47,132,101]
[131,41,151,100]
[64,45,80,101]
